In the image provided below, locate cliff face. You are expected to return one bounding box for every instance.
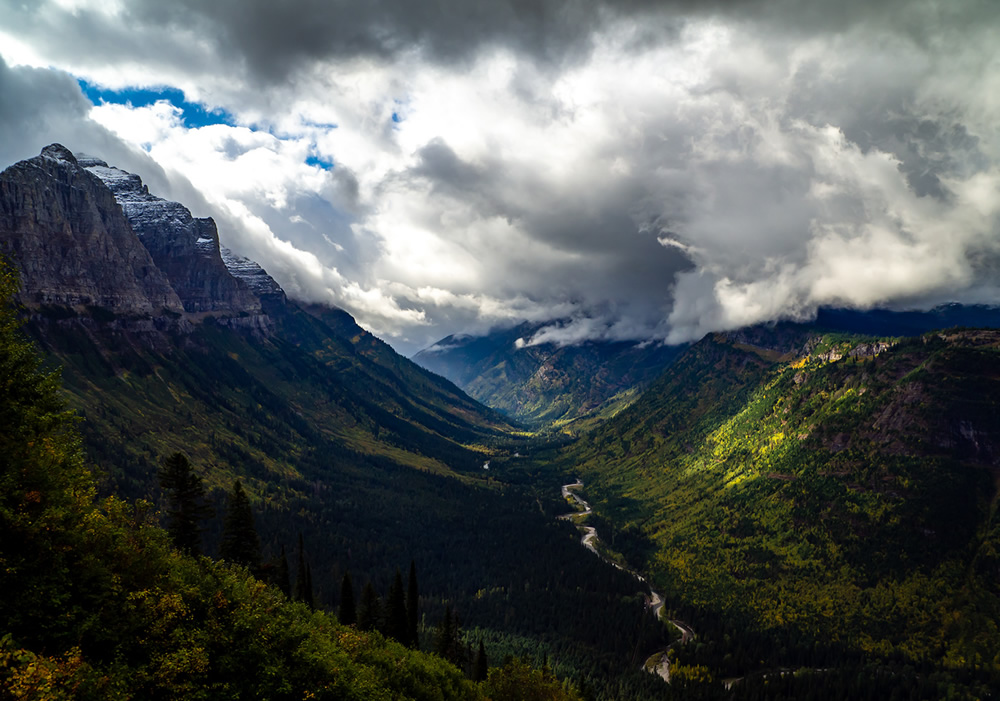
[80,156,262,316]
[0,144,184,315]
[221,247,287,316]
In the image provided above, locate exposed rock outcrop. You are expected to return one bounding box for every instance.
[0,144,184,315]
[80,156,262,316]
[221,247,287,316]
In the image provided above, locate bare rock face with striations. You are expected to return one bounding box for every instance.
[80,155,262,316]
[0,144,184,314]
[221,247,288,316]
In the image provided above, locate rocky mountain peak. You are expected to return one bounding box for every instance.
[39,143,78,165]
[0,145,183,315]
[221,247,287,315]
[83,156,264,317]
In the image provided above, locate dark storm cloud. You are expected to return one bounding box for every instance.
[409,138,694,303]
[7,0,994,87]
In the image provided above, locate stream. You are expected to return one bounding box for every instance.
[558,480,692,683]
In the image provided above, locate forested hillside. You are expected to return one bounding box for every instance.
[3,262,579,700]
[559,327,1000,696]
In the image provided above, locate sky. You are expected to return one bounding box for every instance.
[0,0,998,355]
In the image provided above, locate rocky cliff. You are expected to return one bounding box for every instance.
[79,155,262,316]
[221,247,287,316]
[0,144,184,315]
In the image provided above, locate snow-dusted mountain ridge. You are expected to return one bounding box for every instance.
[80,153,267,317]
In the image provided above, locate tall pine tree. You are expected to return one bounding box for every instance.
[433,605,465,668]
[385,569,408,643]
[158,452,212,556]
[275,545,291,598]
[219,479,261,570]
[357,581,382,632]
[473,640,488,681]
[294,533,314,609]
[407,560,419,648]
[339,571,356,625]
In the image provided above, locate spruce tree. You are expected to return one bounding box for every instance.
[474,640,488,681]
[339,571,356,625]
[219,479,261,569]
[407,560,419,648]
[158,452,212,556]
[357,581,382,632]
[433,605,465,667]
[433,605,453,659]
[385,569,408,643]
[294,533,314,608]
[276,545,291,598]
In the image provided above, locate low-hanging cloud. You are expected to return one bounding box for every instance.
[0,1,997,354]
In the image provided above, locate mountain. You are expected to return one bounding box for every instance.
[0,144,183,316]
[559,324,1000,686]
[0,145,511,474]
[814,304,1000,337]
[0,146,672,700]
[414,322,686,428]
[80,154,263,316]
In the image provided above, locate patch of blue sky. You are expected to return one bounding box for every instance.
[391,97,409,129]
[306,154,335,170]
[77,79,235,129]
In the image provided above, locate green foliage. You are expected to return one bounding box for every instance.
[561,329,1000,690]
[481,658,583,701]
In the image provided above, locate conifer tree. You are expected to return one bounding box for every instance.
[385,568,408,643]
[339,571,356,625]
[158,452,212,556]
[433,605,465,667]
[294,533,314,608]
[219,479,261,569]
[407,560,420,648]
[434,605,453,659]
[357,581,382,632]
[306,564,315,607]
[474,640,488,681]
[276,545,291,598]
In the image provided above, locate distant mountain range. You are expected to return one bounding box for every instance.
[415,305,1000,429]
[414,322,686,428]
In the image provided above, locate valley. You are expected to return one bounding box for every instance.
[1,145,998,700]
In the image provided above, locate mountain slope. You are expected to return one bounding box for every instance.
[415,322,685,428]
[0,146,669,700]
[562,327,1000,672]
[0,260,575,701]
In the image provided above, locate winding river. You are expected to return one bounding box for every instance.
[558,480,693,683]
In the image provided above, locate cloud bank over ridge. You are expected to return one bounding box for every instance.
[0,0,997,354]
